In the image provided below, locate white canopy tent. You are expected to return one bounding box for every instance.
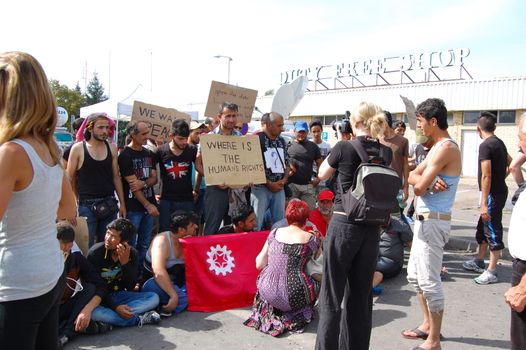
[79,85,185,121]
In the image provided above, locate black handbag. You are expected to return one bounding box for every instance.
[90,197,118,219]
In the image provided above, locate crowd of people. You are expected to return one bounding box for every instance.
[1,51,526,350]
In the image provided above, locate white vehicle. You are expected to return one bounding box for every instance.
[54,127,74,151]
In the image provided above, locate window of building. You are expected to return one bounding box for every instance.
[447,112,454,126]
[498,110,515,124]
[463,111,479,124]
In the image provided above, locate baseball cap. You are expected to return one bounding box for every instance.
[294,120,309,132]
[190,121,205,130]
[318,190,335,201]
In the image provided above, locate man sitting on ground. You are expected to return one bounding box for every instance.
[218,203,257,234]
[142,211,199,316]
[88,218,161,328]
[57,222,111,348]
[308,190,334,238]
[372,216,413,293]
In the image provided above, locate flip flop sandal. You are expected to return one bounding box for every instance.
[402,327,429,340]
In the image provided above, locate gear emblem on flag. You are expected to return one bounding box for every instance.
[206,244,236,276]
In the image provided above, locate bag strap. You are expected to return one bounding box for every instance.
[350,139,369,164]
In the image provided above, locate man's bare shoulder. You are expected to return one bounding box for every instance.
[70,142,84,154]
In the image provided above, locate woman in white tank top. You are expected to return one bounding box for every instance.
[0,52,77,349]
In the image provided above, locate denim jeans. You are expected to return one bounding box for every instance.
[250,185,285,231]
[203,186,230,235]
[158,199,195,232]
[376,256,403,279]
[127,211,154,275]
[91,291,159,327]
[78,203,117,247]
[0,272,65,350]
[315,213,380,350]
[142,278,188,315]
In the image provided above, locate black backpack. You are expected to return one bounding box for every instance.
[339,140,401,225]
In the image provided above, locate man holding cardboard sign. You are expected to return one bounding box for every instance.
[197,102,244,235]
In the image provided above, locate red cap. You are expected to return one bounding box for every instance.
[318,190,335,201]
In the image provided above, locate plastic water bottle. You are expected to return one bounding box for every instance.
[397,191,407,209]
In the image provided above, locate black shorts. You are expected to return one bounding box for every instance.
[475,192,507,251]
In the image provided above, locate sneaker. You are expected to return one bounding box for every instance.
[462,259,485,273]
[373,285,382,295]
[474,270,498,285]
[405,216,414,225]
[84,321,113,334]
[96,321,113,334]
[158,309,173,318]
[138,310,161,327]
[58,335,68,349]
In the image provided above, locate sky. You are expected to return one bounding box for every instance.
[2,0,525,114]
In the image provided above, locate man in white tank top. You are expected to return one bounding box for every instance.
[403,98,461,350]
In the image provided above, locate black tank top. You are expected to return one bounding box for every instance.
[77,141,115,200]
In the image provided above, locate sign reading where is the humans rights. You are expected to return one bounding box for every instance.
[200,134,266,187]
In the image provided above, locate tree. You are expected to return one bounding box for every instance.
[84,72,108,106]
[49,79,86,120]
[264,89,275,96]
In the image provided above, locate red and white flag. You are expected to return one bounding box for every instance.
[180,230,269,312]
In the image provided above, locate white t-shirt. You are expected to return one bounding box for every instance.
[508,190,526,261]
[313,140,331,173]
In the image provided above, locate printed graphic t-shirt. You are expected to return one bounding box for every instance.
[118,146,157,212]
[156,143,197,201]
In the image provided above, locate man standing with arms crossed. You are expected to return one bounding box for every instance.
[402,98,461,350]
[68,113,126,246]
[463,112,511,284]
[118,121,159,278]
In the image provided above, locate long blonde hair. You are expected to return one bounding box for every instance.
[351,101,387,139]
[0,51,60,163]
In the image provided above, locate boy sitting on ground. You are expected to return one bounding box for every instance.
[88,218,161,328]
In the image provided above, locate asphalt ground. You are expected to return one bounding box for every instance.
[65,177,518,350]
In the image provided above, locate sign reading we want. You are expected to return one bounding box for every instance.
[200,134,266,187]
[131,101,191,142]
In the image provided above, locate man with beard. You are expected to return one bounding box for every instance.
[67,113,126,247]
[155,119,203,232]
[197,102,243,235]
[308,190,334,238]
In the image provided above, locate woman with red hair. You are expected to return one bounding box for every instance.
[244,199,320,336]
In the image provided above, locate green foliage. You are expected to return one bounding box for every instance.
[264,89,275,96]
[84,72,108,106]
[49,79,86,123]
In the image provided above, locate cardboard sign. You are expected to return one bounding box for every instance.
[204,81,258,123]
[73,217,89,256]
[131,101,191,142]
[200,134,266,186]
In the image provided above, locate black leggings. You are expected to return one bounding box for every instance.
[0,273,65,350]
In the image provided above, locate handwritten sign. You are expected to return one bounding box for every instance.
[200,134,266,186]
[131,101,191,142]
[204,81,258,123]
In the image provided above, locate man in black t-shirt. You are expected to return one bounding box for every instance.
[250,112,290,230]
[118,121,159,275]
[287,120,322,210]
[463,112,512,285]
[155,119,202,233]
